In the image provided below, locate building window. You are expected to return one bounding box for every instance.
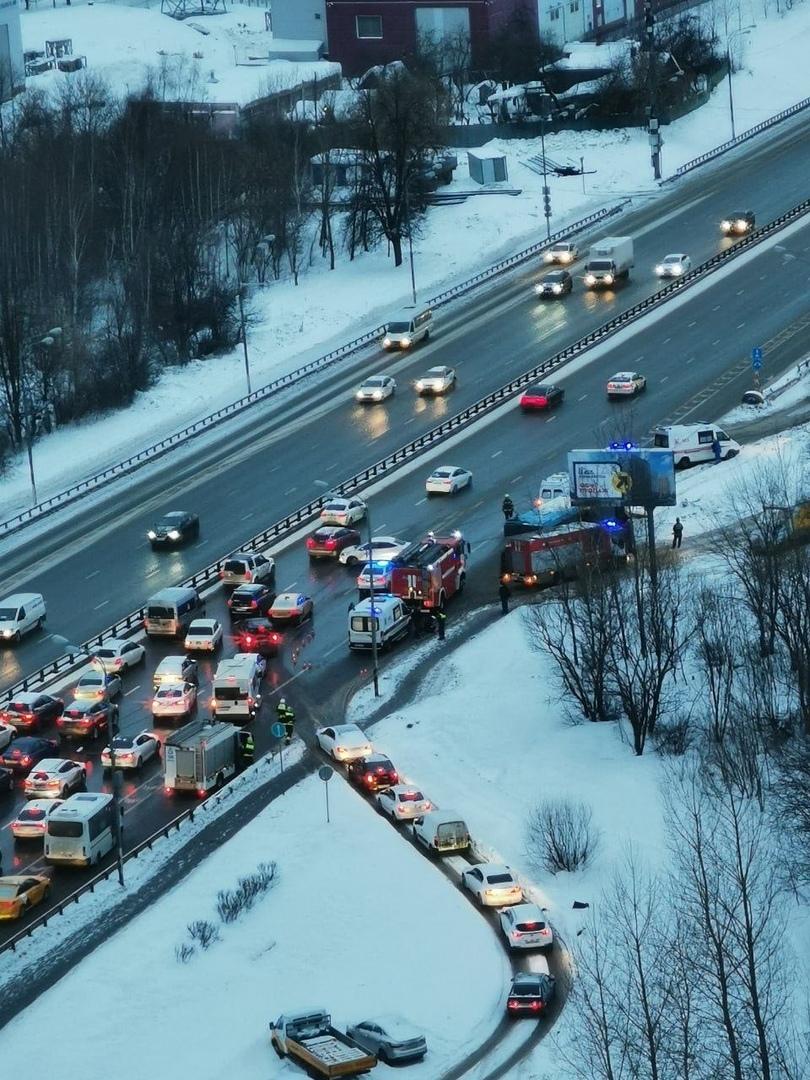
[549,7,560,19]
[356,15,383,39]
[570,0,579,10]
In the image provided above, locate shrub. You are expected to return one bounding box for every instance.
[216,861,277,923]
[526,798,599,873]
[175,942,196,963]
[187,919,220,949]
[651,716,693,756]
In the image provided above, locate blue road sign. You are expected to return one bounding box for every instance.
[752,346,763,371]
[271,722,286,739]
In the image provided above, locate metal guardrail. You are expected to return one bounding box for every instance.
[673,94,810,178]
[0,203,628,541]
[4,194,809,712]
[0,751,280,955]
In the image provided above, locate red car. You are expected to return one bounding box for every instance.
[519,384,565,412]
[57,699,114,741]
[233,619,283,656]
[0,693,64,733]
[306,526,361,559]
[347,754,399,792]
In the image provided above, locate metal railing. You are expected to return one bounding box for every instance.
[672,94,810,178]
[4,195,808,712]
[0,750,285,956]
[0,203,628,541]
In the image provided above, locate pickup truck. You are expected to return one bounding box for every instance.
[270,1009,377,1077]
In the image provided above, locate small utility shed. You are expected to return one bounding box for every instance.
[468,144,508,184]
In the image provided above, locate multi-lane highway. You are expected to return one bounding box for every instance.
[2,201,810,944]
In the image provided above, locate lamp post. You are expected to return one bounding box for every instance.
[314,482,380,697]
[726,27,754,141]
[237,285,251,396]
[53,635,125,887]
[22,327,62,507]
[539,94,552,241]
[404,186,417,306]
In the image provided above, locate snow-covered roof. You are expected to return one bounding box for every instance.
[468,144,507,160]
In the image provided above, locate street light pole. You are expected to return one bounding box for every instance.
[725,28,753,142]
[237,285,252,395]
[21,327,62,508]
[405,187,417,306]
[54,637,125,886]
[365,503,380,698]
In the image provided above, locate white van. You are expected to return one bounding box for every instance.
[651,423,740,468]
[0,593,46,643]
[413,809,471,855]
[348,595,412,650]
[382,307,432,350]
[538,472,570,504]
[211,653,264,719]
[45,792,117,866]
[144,586,202,638]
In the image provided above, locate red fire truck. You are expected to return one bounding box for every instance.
[390,532,468,610]
[501,522,615,588]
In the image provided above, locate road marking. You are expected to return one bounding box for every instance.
[284,487,297,496]
[195,539,208,547]
[660,375,669,383]
[269,464,281,472]
[662,337,671,344]
[491,449,503,458]
[85,570,100,580]
[545,415,558,423]
[325,462,339,471]
[736,289,745,295]
[124,684,141,696]
[686,357,695,364]
[415,497,427,505]
[712,304,721,311]
[404,417,417,425]
[375,523,387,532]
[577,393,588,401]
[511,474,523,483]
[283,582,297,591]
[687,321,697,328]
[241,512,254,521]
[322,641,345,658]
[94,599,109,610]
[737,322,746,329]
[712,339,722,346]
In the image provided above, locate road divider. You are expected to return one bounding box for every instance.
[4,194,810,711]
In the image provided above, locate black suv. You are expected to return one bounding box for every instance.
[506,973,556,1017]
[147,510,200,547]
[534,269,573,298]
[228,584,276,620]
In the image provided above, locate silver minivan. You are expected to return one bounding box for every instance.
[144,586,202,639]
[0,592,47,643]
[382,308,432,350]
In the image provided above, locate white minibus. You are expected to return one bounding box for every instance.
[44,792,117,867]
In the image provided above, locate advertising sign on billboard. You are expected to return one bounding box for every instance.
[567,447,677,508]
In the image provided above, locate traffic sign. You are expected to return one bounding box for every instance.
[752,346,763,372]
[271,722,286,739]
[318,765,334,782]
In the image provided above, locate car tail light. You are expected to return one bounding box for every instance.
[306,538,315,548]
[165,786,173,794]
[81,718,92,726]
[325,539,337,549]
[21,756,31,766]
[247,696,254,707]
[227,598,233,607]
[197,788,206,798]
[251,601,257,608]
[364,772,374,784]
[537,397,547,406]
[531,1001,542,1011]
[244,571,252,582]
[114,658,124,668]
[390,772,399,783]
[219,570,226,578]
[541,927,551,936]
[244,636,253,645]
[508,1000,519,1010]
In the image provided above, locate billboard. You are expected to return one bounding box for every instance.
[567,447,677,508]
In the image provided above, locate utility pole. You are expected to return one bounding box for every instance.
[540,94,552,240]
[237,285,251,395]
[643,0,662,180]
[405,187,417,305]
[364,503,380,697]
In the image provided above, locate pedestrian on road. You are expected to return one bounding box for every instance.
[712,438,722,464]
[436,610,446,641]
[238,729,255,767]
[502,494,515,520]
[672,518,683,549]
[282,704,296,746]
[499,581,511,615]
[276,697,288,722]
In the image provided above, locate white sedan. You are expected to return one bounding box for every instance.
[320,496,367,527]
[0,721,16,753]
[499,902,554,950]
[376,784,433,822]
[24,758,86,800]
[184,619,223,652]
[416,366,456,394]
[655,253,691,278]
[316,723,373,762]
[425,465,473,496]
[339,536,408,567]
[606,371,647,399]
[356,561,393,592]
[152,682,197,721]
[101,732,160,771]
[356,375,396,403]
[10,799,64,840]
[94,638,146,672]
[543,241,578,264]
[74,669,122,701]
[461,863,523,907]
[153,655,198,690]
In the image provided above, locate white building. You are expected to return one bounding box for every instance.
[0,0,23,99]
[538,0,591,46]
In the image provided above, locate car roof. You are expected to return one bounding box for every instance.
[433,465,460,474]
[157,656,187,668]
[189,619,217,629]
[78,670,105,680]
[10,736,52,747]
[0,875,47,885]
[16,799,59,812]
[508,902,545,919]
[359,752,392,764]
[663,252,686,259]
[479,862,513,875]
[331,723,364,735]
[32,759,71,771]
[315,525,345,535]
[388,783,422,795]
[97,638,131,650]
[7,692,41,704]
[425,366,450,374]
[0,593,43,605]
[544,269,568,277]
[65,699,97,711]
[609,371,637,379]
[357,1015,421,1038]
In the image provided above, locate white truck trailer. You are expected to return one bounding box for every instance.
[163,719,240,796]
[270,1009,377,1077]
[584,235,634,287]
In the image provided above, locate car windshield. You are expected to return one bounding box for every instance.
[386,321,409,333]
[157,688,182,699]
[112,737,133,748]
[653,433,670,447]
[362,379,385,389]
[0,608,17,620]
[545,273,564,282]
[487,873,514,884]
[95,648,117,659]
[147,605,173,619]
[0,884,20,899]
[434,469,452,478]
[18,807,47,821]
[190,625,213,635]
[664,256,681,263]
[531,386,550,395]
[65,705,90,717]
[7,702,33,714]
[274,596,297,608]
[81,674,103,685]
[215,687,245,701]
[223,560,248,574]
[367,759,394,771]
[48,821,83,838]
[589,259,613,271]
[399,791,424,802]
[324,502,347,511]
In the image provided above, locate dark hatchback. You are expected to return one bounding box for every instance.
[228,584,276,620]
[233,619,283,656]
[306,526,362,559]
[506,973,556,1018]
[534,269,573,298]
[56,699,113,741]
[0,736,59,775]
[0,693,64,732]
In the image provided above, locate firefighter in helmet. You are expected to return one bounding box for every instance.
[502,494,515,520]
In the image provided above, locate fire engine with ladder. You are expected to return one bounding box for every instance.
[389,532,468,610]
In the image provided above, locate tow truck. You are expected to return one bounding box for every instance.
[270,1009,376,1076]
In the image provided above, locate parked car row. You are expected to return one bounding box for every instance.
[315,719,556,1020]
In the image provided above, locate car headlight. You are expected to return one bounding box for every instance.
[552,284,562,294]
[373,391,382,400]
[564,252,574,262]
[2,629,12,638]
[736,219,748,230]
[147,530,157,540]
[673,265,683,275]
[585,273,595,285]
[416,380,424,389]
[721,220,731,230]
[383,337,391,347]
[533,284,543,294]
[168,529,181,540]
[356,391,364,400]
[604,274,614,284]
[655,264,664,275]
[401,337,411,347]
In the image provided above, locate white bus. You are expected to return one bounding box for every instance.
[44,792,117,867]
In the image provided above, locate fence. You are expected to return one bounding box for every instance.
[4,193,810,712]
[0,202,626,541]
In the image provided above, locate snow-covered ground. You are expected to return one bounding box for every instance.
[2,0,810,518]
[0,769,509,1078]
